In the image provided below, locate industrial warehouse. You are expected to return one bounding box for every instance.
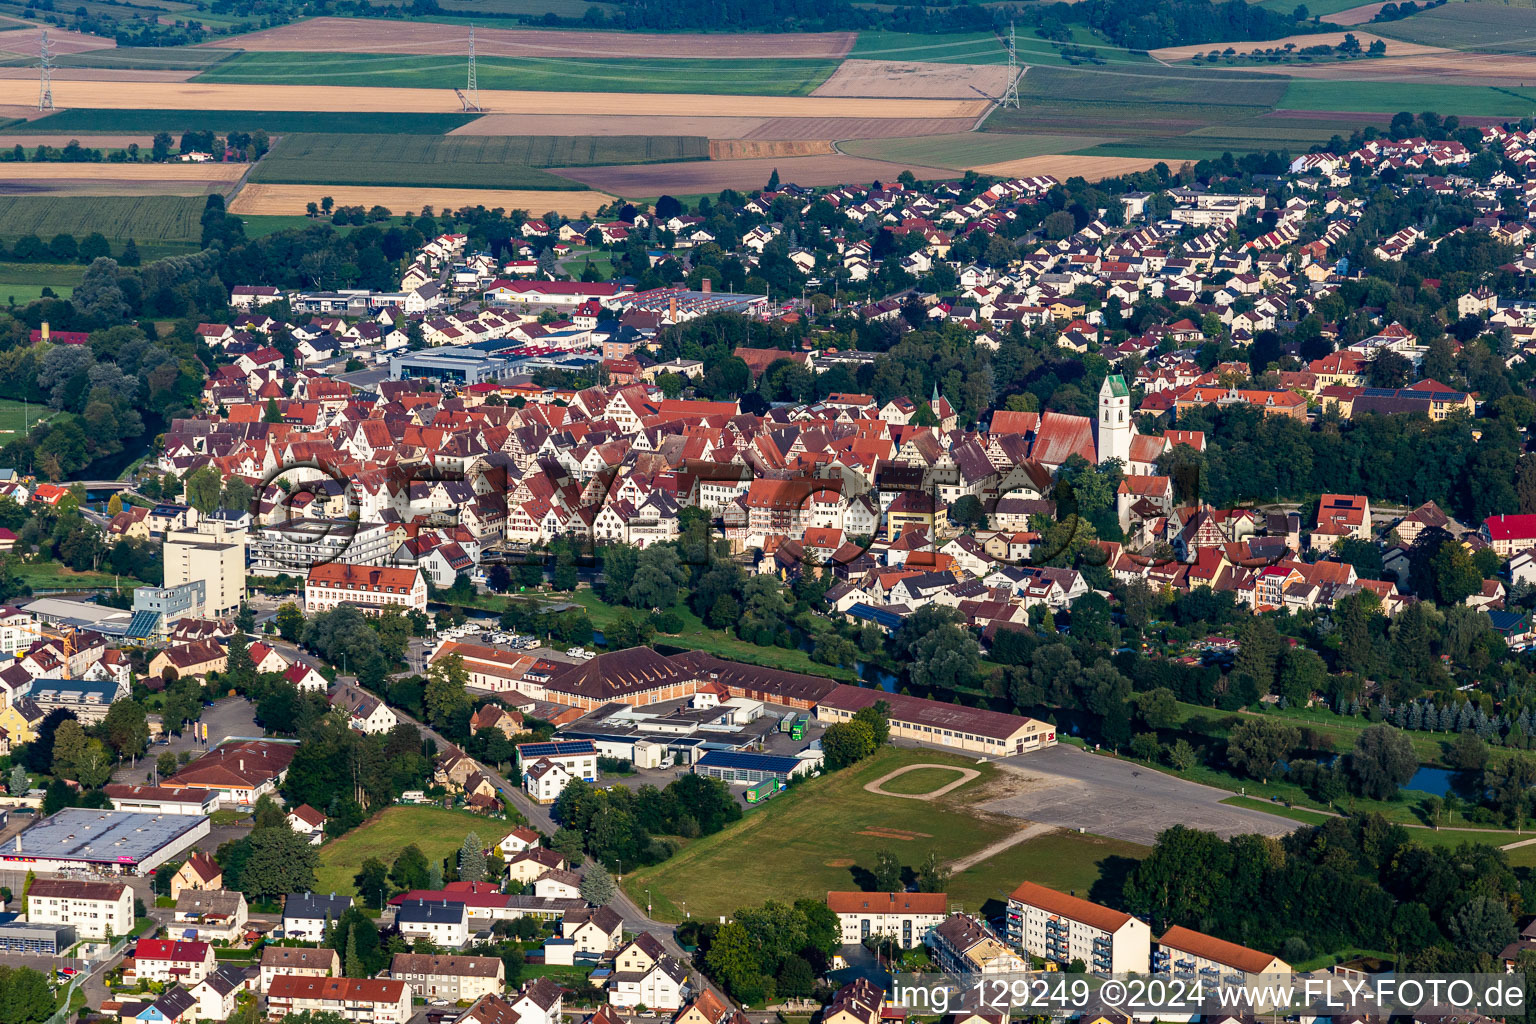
[0,809,211,875]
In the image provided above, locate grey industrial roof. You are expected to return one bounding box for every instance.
[10,809,206,865]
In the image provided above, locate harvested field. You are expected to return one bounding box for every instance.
[709,139,834,159]
[967,153,1171,181]
[229,183,614,217]
[742,116,976,140]
[556,153,959,196]
[202,19,856,58]
[1321,2,1392,24]
[1278,51,1536,86]
[0,160,242,196]
[844,131,1109,168]
[19,109,477,134]
[1151,31,1444,61]
[0,27,113,59]
[813,58,1015,98]
[0,68,196,81]
[452,114,769,138]
[0,81,989,118]
[1370,3,1536,52]
[850,31,1007,65]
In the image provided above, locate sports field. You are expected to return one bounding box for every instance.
[622,746,1018,922]
[313,804,501,897]
[194,52,842,96]
[251,132,707,190]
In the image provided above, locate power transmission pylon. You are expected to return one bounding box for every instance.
[37,28,53,112]
[1001,22,1020,109]
[466,25,480,111]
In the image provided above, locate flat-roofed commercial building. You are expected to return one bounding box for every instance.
[1008,881,1151,974]
[2,809,210,875]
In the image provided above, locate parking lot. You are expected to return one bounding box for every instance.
[113,697,261,785]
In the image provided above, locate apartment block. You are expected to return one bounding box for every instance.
[1007,881,1151,974]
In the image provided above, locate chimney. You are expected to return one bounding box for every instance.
[40,321,48,342]
[668,296,677,322]
[701,278,711,294]
[239,759,244,772]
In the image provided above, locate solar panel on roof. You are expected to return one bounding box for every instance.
[696,750,801,772]
[125,610,160,639]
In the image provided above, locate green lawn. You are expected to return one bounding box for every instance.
[565,589,858,681]
[314,805,498,897]
[14,559,145,591]
[622,747,1010,923]
[947,830,1150,916]
[877,765,974,795]
[1221,795,1333,825]
[195,53,839,95]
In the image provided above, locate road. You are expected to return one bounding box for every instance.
[985,743,1301,844]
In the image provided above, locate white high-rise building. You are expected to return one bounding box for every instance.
[1097,374,1133,467]
[163,520,246,619]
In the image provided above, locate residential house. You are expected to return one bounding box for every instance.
[259,946,339,993]
[1007,881,1152,974]
[129,939,216,985]
[172,889,248,943]
[396,899,471,949]
[266,976,412,1024]
[281,892,353,943]
[170,852,223,899]
[827,891,946,948]
[389,953,505,1002]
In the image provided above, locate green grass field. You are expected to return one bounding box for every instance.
[947,831,1150,915]
[0,262,82,306]
[436,0,623,15]
[850,30,1009,63]
[876,765,974,794]
[1254,0,1374,14]
[1280,79,1536,115]
[314,805,498,897]
[250,132,708,190]
[15,110,480,135]
[623,747,1012,922]
[0,196,203,245]
[13,560,145,591]
[0,398,54,436]
[30,47,241,71]
[1371,2,1536,50]
[844,131,1109,168]
[194,52,839,95]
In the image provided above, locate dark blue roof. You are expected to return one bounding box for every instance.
[517,740,596,758]
[847,602,905,629]
[283,892,353,921]
[395,899,467,923]
[696,750,802,773]
[1487,609,1529,632]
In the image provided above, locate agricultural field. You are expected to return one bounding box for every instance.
[434,0,624,17]
[0,162,243,197]
[28,47,239,71]
[228,183,614,218]
[842,131,1110,169]
[812,59,1013,99]
[0,262,82,305]
[0,196,202,245]
[251,133,708,189]
[314,805,497,897]
[1279,78,1536,115]
[13,109,480,135]
[193,52,841,96]
[1255,0,1389,15]
[203,19,857,59]
[622,746,1017,923]
[558,152,962,197]
[849,31,1007,64]
[1370,2,1536,51]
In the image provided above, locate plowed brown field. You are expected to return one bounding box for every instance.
[709,139,835,159]
[966,154,1169,181]
[743,116,976,140]
[201,19,855,58]
[229,183,614,217]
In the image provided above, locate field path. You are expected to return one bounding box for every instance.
[0,81,987,118]
[946,821,1056,873]
[864,762,981,800]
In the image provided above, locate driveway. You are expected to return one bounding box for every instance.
[986,744,1300,844]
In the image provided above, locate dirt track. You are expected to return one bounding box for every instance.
[864,763,981,800]
[813,59,1014,98]
[201,18,855,58]
[556,153,961,195]
[230,183,614,217]
[0,81,987,118]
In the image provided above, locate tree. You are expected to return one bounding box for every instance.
[353,857,389,909]
[276,602,305,642]
[916,850,950,893]
[1430,541,1481,606]
[1224,718,1299,784]
[0,966,55,1024]
[51,719,87,778]
[579,861,617,905]
[1447,895,1516,955]
[238,826,320,897]
[101,697,149,759]
[1344,723,1417,800]
[821,719,875,769]
[704,921,761,1001]
[1133,688,1179,730]
[1447,731,1489,773]
[184,464,223,514]
[458,832,487,883]
[390,845,430,892]
[871,847,902,892]
[424,654,471,728]
[1276,647,1326,707]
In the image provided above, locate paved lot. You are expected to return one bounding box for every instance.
[985,743,1300,844]
[114,698,261,785]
